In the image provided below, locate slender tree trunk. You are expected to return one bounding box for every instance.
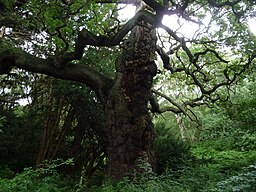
[36,83,54,167]
[105,4,158,179]
[175,114,187,141]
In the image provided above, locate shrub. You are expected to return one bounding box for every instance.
[0,165,14,179]
[215,164,256,192]
[153,122,192,174]
[0,159,74,192]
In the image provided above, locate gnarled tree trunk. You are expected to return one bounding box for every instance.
[105,4,157,179]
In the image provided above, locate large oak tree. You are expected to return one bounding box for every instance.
[0,0,255,179]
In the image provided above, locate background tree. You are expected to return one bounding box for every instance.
[0,0,255,180]
[0,71,38,173]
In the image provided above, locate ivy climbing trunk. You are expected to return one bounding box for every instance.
[105,4,158,179]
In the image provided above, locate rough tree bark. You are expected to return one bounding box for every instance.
[105,3,157,179]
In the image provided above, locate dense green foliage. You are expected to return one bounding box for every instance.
[1,45,256,191]
[0,159,74,192]
[1,74,256,191]
[0,0,256,190]
[153,121,192,174]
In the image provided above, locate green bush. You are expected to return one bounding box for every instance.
[215,164,256,192]
[0,159,74,192]
[86,174,189,192]
[153,122,192,174]
[0,165,14,179]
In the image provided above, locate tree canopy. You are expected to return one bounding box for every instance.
[0,0,255,110]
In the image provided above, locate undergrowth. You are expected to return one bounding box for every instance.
[1,140,256,192]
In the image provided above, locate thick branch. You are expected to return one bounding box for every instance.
[149,92,160,113]
[0,46,113,102]
[159,24,194,63]
[150,89,203,127]
[96,0,166,12]
[57,10,157,66]
[151,88,185,114]
[149,92,182,113]
[208,0,241,8]
[156,45,185,72]
[96,0,139,4]
[142,0,165,12]
[180,0,189,11]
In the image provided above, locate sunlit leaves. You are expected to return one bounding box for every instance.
[3,0,119,57]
